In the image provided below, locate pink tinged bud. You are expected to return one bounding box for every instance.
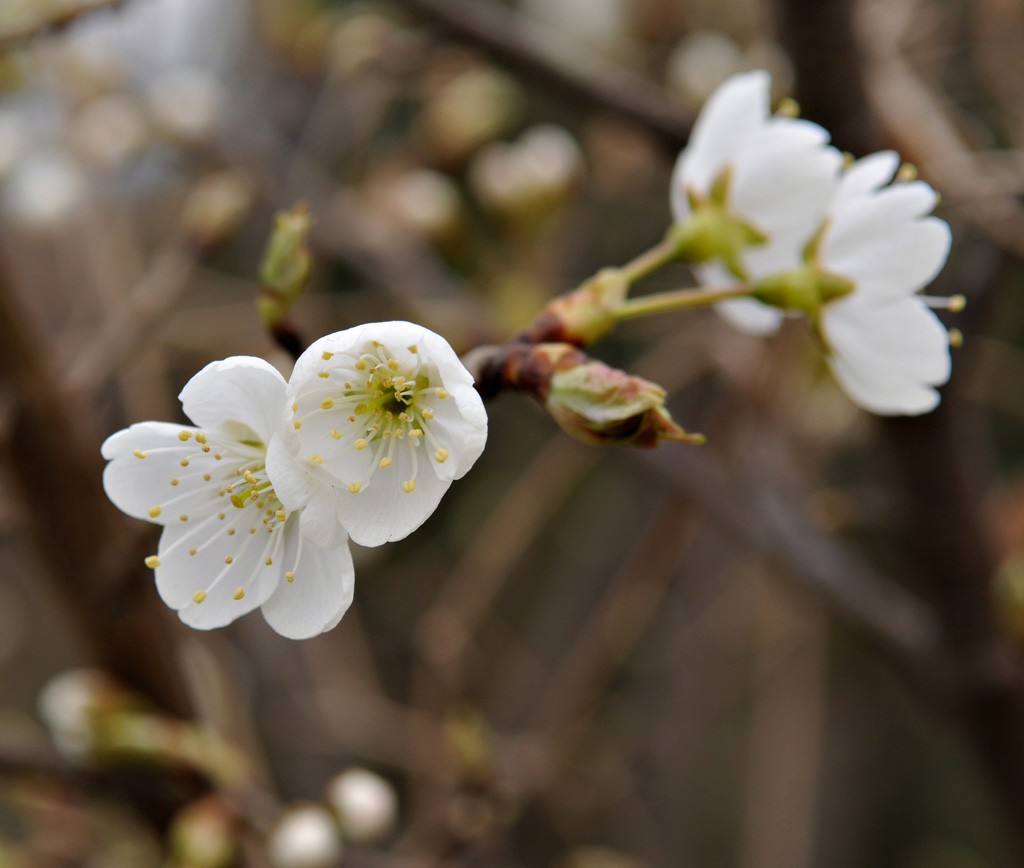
[546,360,704,448]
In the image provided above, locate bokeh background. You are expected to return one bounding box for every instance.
[1,0,1024,866]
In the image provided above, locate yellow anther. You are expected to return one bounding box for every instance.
[318,371,330,378]
[179,514,188,522]
[435,388,448,399]
[218,512,225,520]
[227,528,236,535]
[214,453,222,460]
[203,473,211,481]
[291,402,298,412]
[409,429,423,438]
[201,445,211,453]
[170,478,179,486]
[293,420,302,429]
[348,415,356,423]
[434,448,449,463]
[321,398,334,409]
[422,408,434,419]
[249,527,257,534]
[407,344,418,353]
[841,151,855,168]
[777,97,800,118]
[132,448,146,459]
[148,505,162,518]
[355,359,367,371]
[265,557,273,566]
[310,453,323,464]
[225,556,233,565]
[380,457,392,468]
[178,430,192,441]
[354,403,368,415]
[226,484,234,493]
[321,350,334,360]
[354,438,368,450]
[189,547,197,556]
[193,590,207,604]
[233,587,244,600]
[398,412,410,422]
[948,294,966,313]
[896,162,918,182]
[244,470,256,484]
[330,429,341,439]
[276,509,287,522]
[285,571,295,583]
[402,479,416,493]
[348,481,362,494]
[387,358,400,371]
[949,328,964,348]
[180,458,189,467]
[195,432,207,444]
[145,556,160,568]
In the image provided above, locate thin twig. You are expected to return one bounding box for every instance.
[392,0,693,149]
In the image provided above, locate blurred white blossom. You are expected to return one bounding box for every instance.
[327,768,399,844]
[267,806,342,868]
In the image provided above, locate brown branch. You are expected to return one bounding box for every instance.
[0,247,191,716]
[391,0,693,150]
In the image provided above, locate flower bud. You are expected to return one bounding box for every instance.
[481,343,702,448]
[547,357,704,448]
[326,768,399,845]
[37,668,121,758]
[257,204,314,330]
[180,169,256,252]
[168,796,237,868]
[267,806,342,868]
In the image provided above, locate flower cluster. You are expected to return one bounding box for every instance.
[670,70,955,415]
[102,323,487,639]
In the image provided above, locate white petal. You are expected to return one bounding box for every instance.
[822,182,940,266]
[821,295,951,415]
[670,70,771,216]
[836,151,899,202]
[336,454,452,547]
[154,497,284,628]
[261,528,355,639]
[102,422,250,524]
[824,217,952,301]
[299,490,350,549]
[179,356,287,445]
[715,296,786,335]
[731,128,841,241]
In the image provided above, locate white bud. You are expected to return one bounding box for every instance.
[267,806,342,868]
[3,153,85,230]
[37,668,113,757]
[384,170,461,239]
[149,68,224,144]
[327,768,399,845]
[72,94,148,170]
[666,30,745,107]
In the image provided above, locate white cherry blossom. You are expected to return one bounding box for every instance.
[815,152,953,415]
[102,357,354,639]
[267,321,488,548]
[670,69,843,335]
